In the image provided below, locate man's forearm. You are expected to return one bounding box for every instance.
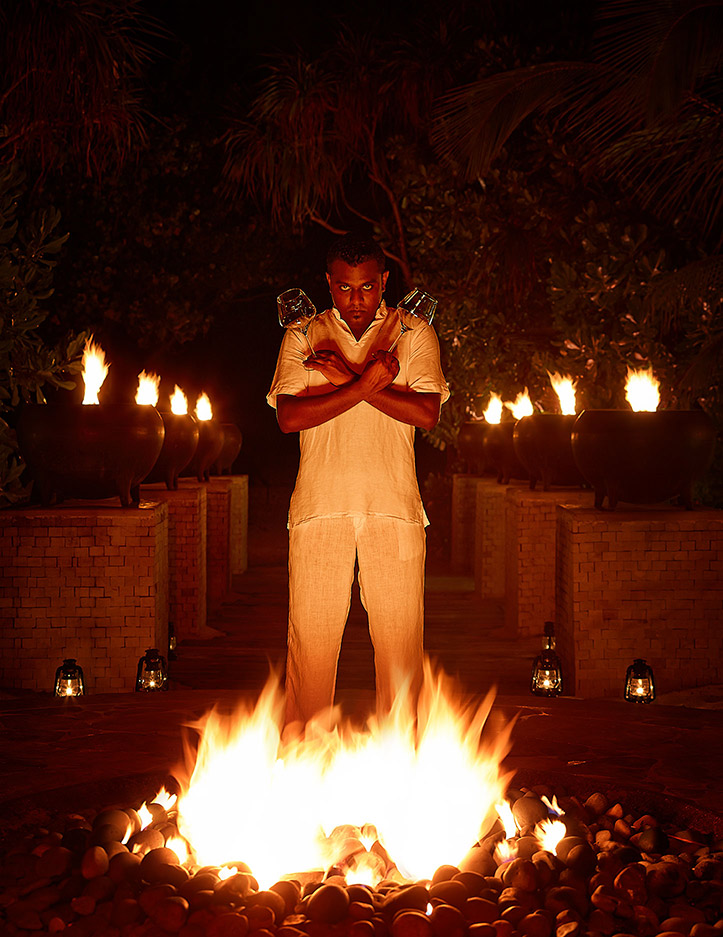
[367,388,441,430]
[276,382,367,433]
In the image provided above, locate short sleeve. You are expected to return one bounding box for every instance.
[267,329,310,409]
[406,322,450,404]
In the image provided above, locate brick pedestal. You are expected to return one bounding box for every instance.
[505,488,593,637]
[451,475,482,575]
[225,475,249,576]
[555,506,723,698]
[140,484,207,640]
[0,502,168,693]
[473,479,523,600]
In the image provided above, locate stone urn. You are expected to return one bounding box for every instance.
[141,411,200,491]
[212,423,243,475]
[456,420,490,475]
[513,413,586,491]
[17,403,165,508]
[571,409,717,510]
[183,419,225,482]
[482,422,529,484]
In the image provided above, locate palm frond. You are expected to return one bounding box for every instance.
[644,254,723,326]
[432,62,598,177]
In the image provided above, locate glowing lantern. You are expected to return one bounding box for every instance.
[504,390,534,420]
[624,659,655,703]
[625,365,659,412]
[547,371,577,416]
[135,648,169,692]
[135,371,160,406]
[484,393,503,424]
[54,659,85,697]
[170,385,188,415]
[81,337,109,405]
[530,622,563,697]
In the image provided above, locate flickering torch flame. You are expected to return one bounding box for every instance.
[172,662,513,889]
[195,392,213,421]
[625,365,660,412]
[135,370,160,406]
[547,371,577,416]
[81,338,109,405]
[505,390,534,420]
[483,393,503,424]
[170,385,188,415]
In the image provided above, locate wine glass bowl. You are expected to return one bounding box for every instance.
[398,288,437,325]
[277,288,317,354]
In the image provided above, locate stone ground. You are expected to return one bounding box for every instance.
[1,483,722,842]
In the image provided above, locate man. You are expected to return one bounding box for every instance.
[267,234,449,725]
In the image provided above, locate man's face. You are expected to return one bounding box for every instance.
[326,259,389,338]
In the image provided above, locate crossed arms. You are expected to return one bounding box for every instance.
[276,349,441,434]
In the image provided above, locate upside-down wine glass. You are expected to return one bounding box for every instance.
[388,288,438,352]
[277,288,317,355]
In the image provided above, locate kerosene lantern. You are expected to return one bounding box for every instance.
[530,622,563,697]
[135,648,168,692]
[624,658,655,703]
[54,659,85,697]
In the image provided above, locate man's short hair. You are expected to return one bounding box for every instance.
[326,234,386,273]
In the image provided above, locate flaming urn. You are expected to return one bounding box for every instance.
[213,423,243,475]
[570,369,716,510]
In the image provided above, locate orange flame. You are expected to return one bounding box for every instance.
[494,838,517,864]
[547,371,576,416]
[81,337,109,405]
[483,393,503,424]
[166,835,191,865]
[173,663,512,889]
[496,801,517,839]
[505,390,534,420]
[195,392,213,421]
[170,385,188,415]
[535,818,567,854]
[625,365,659,412]
[135,370,160,406]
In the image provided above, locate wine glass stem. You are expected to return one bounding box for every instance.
[302,329,315,355]
[388,326,406,353]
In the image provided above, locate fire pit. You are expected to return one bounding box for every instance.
[213,423,243,475]
[2,683,721,937]
[183,393,225,482]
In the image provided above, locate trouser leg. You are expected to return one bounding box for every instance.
[285,517,356,725]
[356,517,426,714]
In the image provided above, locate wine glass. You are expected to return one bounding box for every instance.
[388,288,438,351]
[277,288,317,354]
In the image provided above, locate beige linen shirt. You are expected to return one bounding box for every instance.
[267,300,449,528]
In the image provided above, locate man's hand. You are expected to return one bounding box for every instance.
[358,350,400,395]
[303,350,355,386]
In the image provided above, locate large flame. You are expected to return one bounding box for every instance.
[170,385,188,415]
[135,370,160,406]
[81,337,109,405]
[547,371,577,416]
[483,393,503,424]
[195,392,213,421]
[625,365,660,412]
[504,390,534,420]
[174,663,512,889]
[535,818,567,854]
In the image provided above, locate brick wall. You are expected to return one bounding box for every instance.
[505,488,593,637]
[555,505,723,697]
[226,475,249,577]
[0,502,168,693]
[474,479,520,600]
[451,475,482,575]
[140,484,207,640]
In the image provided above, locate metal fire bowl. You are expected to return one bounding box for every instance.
[513,413,586,491]
[482,422,529,484]
[457,420,490,476]
[571,409,717,510]
[212,423,243,475]
[183,420,225,482]
[143,412,200,490]
[17,404,165,508]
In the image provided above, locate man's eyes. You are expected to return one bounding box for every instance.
[338,284,374,290]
